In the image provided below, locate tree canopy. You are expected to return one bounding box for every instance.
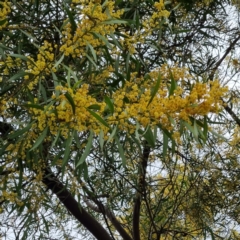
[1,0,240,239]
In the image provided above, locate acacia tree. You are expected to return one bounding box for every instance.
[1,0,240,239]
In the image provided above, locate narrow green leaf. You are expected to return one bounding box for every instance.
[109,33,123,50]
[0,85,15,96]
[126,52,130,72]
[99,129,104,151]
[193,120,199,139]
[88,104,101,110]
[65,92,76,114]
[114,54,120,72]
[102,46,114,64]
[101,0,109,8]
[83,162,89,180]
[153,125,158,143]
[134,9,140,29]
[163,132,168,157]
[10,53,32,62]
[76,131,93,167]
[91,32,112,48]
[143,126,155,148]
[41,214,49,234]
[168,68,177,96]
[131,133,142,152]
[16,158,23,192]
[135,122,141,143]
[8,123,33,139]
[102,19,128,25]
[30,126,48,151]
[179,120,184,135]
[203,116,208,140]
[0,46,6,60]
[171,139,176,155]
[53,54,64,69]
[20,30,38,43]
[157,123,173,140]
[209,129,227,141]
[9,71,28,81]
[88,109,110,128]
[51,150,64,167]
[23,104,44,110]
[115,136,126,167]
[64,6,77,33]
[73,131,81,149]
[87,43,97,62]
[62,134,74,170]
[73,80,83,90]
[205,226,215,240]
[183,121,194,134]
[62,64,79,83]
[52,72,60,96]
[86,54,98,68]
[39,82,47,102]
[50,130,61,148]
[197,127,206,144]
[67,65,71,87]
[106,125,118,144]
[0,43,11,50]
[148,73,161,106]
[104,96,114,114]
[149,44,161,51]
[0,19,7,26]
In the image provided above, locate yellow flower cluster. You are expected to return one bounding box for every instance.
[153,0,170,19]
[30,66,227,139]
[160,63,191,81]
[89,65,114,85]
[25,41,56,90]
[60,0,124,57]
[108,69,227,133]
[232,58,240,69]
[121,0,169,51]
[30,84,107,136]
[5,129,37,159]
[142,0,170,32]
[0,190,24,206]
[120,32,139,54]
[26,184,45,213]
[0,99,7,116]
[197,0,214,6]
[117,166,205,239]
[0,55,22,75]
[0,97,18,119]
[230,126,240,146]
[0,1,11,30]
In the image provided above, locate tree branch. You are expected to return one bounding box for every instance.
[209,33,240,81]
[206,33,240,127]
[132,142,151,240]
[84,198,133,240]
[223,101,240,127]
[42,168,113,240]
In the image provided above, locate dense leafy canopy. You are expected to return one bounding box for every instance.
[1,0,240,239]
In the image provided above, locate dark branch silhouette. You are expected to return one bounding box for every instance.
[133,142,151,240]
[42,168,113,240]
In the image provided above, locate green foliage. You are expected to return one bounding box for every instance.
[0,0,240,239]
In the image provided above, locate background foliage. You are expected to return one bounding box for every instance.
[1,0,240,239]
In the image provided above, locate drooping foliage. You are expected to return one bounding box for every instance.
[0,0,240,239]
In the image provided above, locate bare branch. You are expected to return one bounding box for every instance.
[133,142,151,240]
[84,197,133,240]
[42,168,113,240]
[209,33,240,80]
